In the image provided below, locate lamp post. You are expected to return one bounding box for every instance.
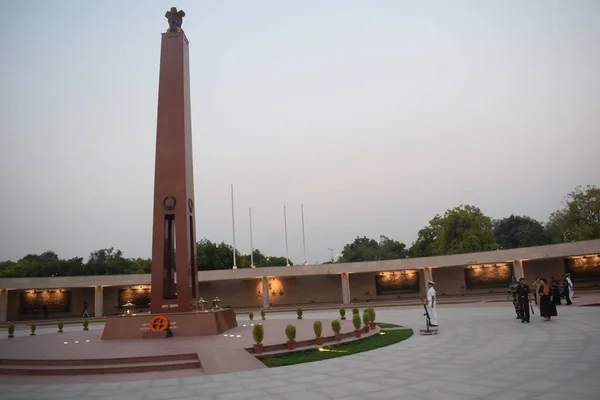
[212,297,221,310]
[301,204,307,265]
[231,184,237,269]
[284,205,290,266]
[328,248,334,263]
[122,301,135,316]
[192,297,207,311]
[249,206,255,268]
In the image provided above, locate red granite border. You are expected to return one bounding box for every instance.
[0,360,201,376]
[0,353,197,366]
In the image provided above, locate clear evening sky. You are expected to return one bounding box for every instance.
[0,0,599,264]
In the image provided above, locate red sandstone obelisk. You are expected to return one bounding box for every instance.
[150,7,198,314]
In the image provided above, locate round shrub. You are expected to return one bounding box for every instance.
[285,324,297,342]
[352,314,361,330]
[331,319,341,335]
[252,323,264,344]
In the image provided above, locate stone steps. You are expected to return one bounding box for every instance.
[0,353,202,375]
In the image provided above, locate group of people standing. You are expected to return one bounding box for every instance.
[508,273,574,323]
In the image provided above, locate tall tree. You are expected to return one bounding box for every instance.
[379,235,409,260]
[196,238,292,270]
[341,236,379,262]
[0,260,36,278]
[196,239,237,270]
[408,219,439,258]
[54,257,85,277]
[85,248,132,275]
[129,258,152,274]
[19,251,61,276]
[410,205,498,257]
[262,256,293,267]
[340,236,408,262]
[493,215,550,249]
[547,185,600,243]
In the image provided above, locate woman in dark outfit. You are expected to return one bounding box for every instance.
[550,277,562,305]
[539,278,558,321]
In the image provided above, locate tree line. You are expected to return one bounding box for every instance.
[0,242,291,278]
[0,185,597,278]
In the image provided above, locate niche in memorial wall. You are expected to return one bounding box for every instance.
[118,287,151,307]
[20,290,71,314]
[375,271,420,295]
[464,264,513,289]
[565,256,600,282]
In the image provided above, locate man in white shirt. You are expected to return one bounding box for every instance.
[566,273,574,302]
[427,280,438,327]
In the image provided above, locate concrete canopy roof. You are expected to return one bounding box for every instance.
[1,239,598,290]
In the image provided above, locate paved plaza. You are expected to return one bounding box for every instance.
[1,303,600,400]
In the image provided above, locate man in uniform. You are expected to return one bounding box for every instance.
[516,278,532,323]
[507,276,521,319]
[427,280,438,327]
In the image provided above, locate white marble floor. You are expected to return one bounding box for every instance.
[2,304,599,400]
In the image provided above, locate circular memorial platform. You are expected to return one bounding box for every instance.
[0,317,378,382]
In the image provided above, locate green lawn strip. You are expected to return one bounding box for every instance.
[376,322,403,328]
[237,300,478,315]
[258,328,413,368]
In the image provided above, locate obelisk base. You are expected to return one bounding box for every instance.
[101,309,237,340]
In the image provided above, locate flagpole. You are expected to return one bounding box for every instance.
[284,205,290,266]
[231,184,237,269]
[301,204,307,265]
[249,206,255,268]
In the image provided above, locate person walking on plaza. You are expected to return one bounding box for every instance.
[566,273,574,300]
[516,278,532,323]
[82,301,91,318]
[427,280,438,327]
[508,276,521,319]
[532,277,541,309]
[538,278,558,321]
[551,276,562,305]
[562,274,573,305]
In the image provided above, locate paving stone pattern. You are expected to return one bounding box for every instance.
[1,304,599,400]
